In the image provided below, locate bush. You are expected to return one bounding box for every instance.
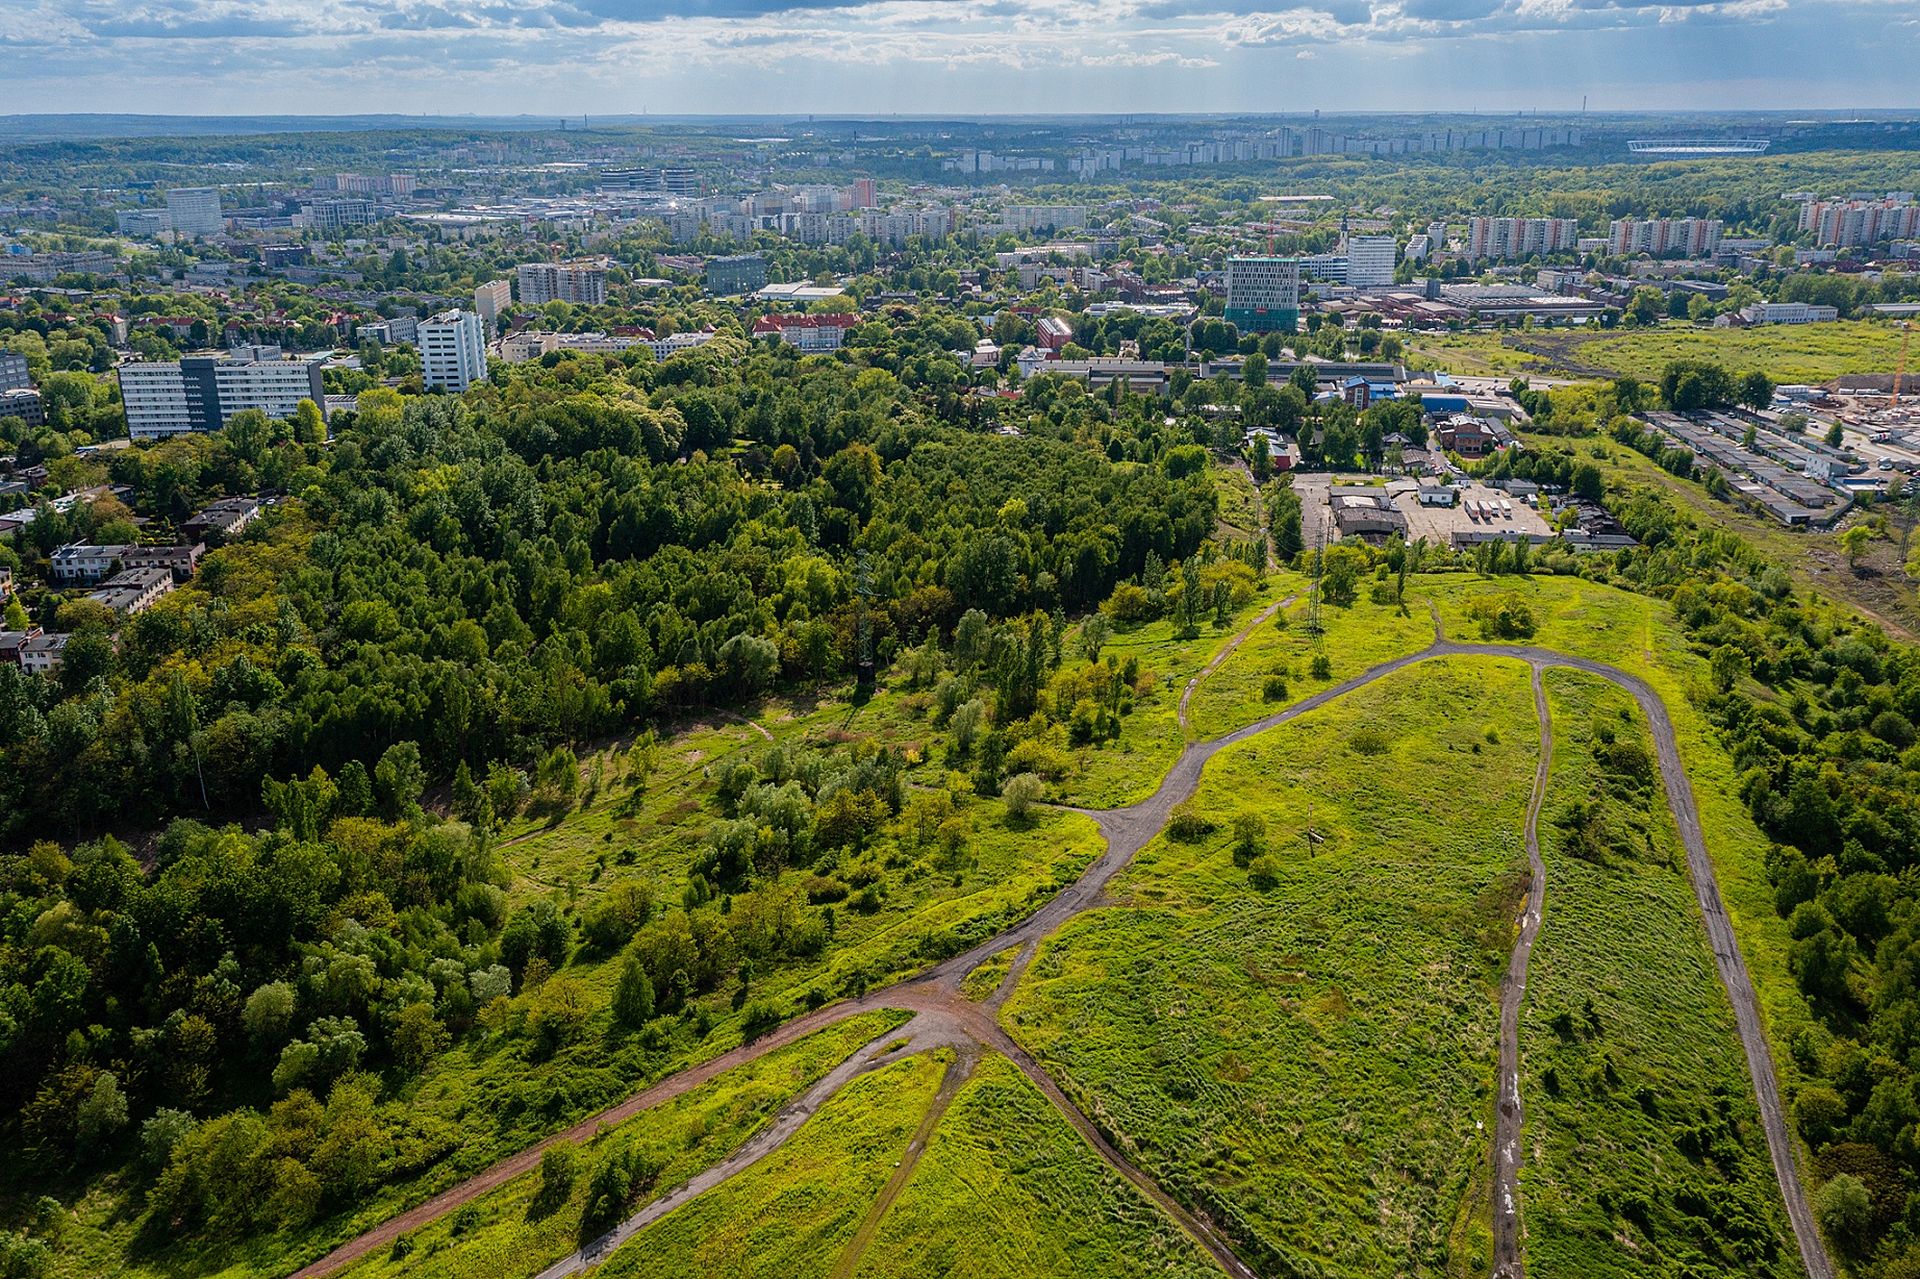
[1309,654,1333,680]
[1002,772,1045,822]
[1465,592,1537,640]
[533,1140,579,1219]
[1261,673,1290,702]
[1815,1173,1872,1248]
[1349,728,1389,756]
[1167,804,1214,842]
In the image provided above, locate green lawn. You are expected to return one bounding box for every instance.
[851,1055,1218,1279]
[591,1051,948,1279]
[1003,657,1540,1277]
[332,1013,908,1279]
[1519,671,1800,1278]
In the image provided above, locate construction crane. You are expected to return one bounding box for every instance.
[1895,320,1912,410]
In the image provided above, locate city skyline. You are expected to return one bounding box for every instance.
[0,0,1915,118]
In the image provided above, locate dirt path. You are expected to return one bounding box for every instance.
[1492,667,1552,1279]
[826,1043,979,1279]
[289,626,1831,1279]
[1178,592,1296,735]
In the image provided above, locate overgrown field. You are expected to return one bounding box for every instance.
[1520,671,1799,1278]
[1062,576,1294,807]
[1182,580,1434,741]
[1418,571,1816,1080]
[333,1012,907,1279]
[1003,657,1539,1276]
[1407,321,1909,384]
[591,1050,946,1279]
[852,1055,1218,1279]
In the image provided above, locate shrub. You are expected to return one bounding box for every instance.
[1002,772,1045,822]
[1310,654,1334,680]
[533,1140,579,1219]
[1815,1173,1872,1248]
[1349,728,1389,756]
[1465,591,1537,640]
[1167,804,1214,842]
[1262,673,1290,702]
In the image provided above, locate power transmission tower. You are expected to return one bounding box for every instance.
[1305,516,1327,638]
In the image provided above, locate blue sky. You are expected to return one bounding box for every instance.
[0,0,1913,116]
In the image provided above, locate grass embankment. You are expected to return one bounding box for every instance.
[332,1013,907,1279]
[1004,657,1539,1277]
[1520,671,1800,1278]
[591,1051,948,1279]
[1422,571,1815,1084]
[852,1055,1219,1279]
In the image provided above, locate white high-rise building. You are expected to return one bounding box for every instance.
[118,348,327,441]
[166,188,225,238]
[474,280,512,328]
[1342,235,1399,287]
[420,310,488,392]
[516,259,609,306]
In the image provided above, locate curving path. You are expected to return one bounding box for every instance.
[288,611,1832,1279]
[1492,667,1551,1279]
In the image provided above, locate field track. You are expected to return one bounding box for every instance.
[290,610,1832,1279]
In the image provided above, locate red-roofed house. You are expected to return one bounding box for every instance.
[752,312,859,353]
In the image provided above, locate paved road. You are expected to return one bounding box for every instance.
[289,623,1832,1279]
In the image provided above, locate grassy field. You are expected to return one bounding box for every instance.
[851,1055,1218,1279]
[591,1051,948,1279]
[1408,320,1910,384]
[1519,671,1800,1278]
[1003,657,1539,1277]
[1569,321,1911,383]
[1415,572,1818,1145]
[1183,579,1435,741]
[331,1013,907,1279]
[1061,575,1296,807]
[1404,332,1558,378]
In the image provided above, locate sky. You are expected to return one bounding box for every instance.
[0,0,1915,118]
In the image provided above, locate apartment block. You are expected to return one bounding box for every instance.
[474,279,512,327]
[1465,217,1580,261]
[117,347,328,440]
[516,259,609,306]
[1798,198,1920,248]
[419,309,488,392]
[1606,217,1723,257]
